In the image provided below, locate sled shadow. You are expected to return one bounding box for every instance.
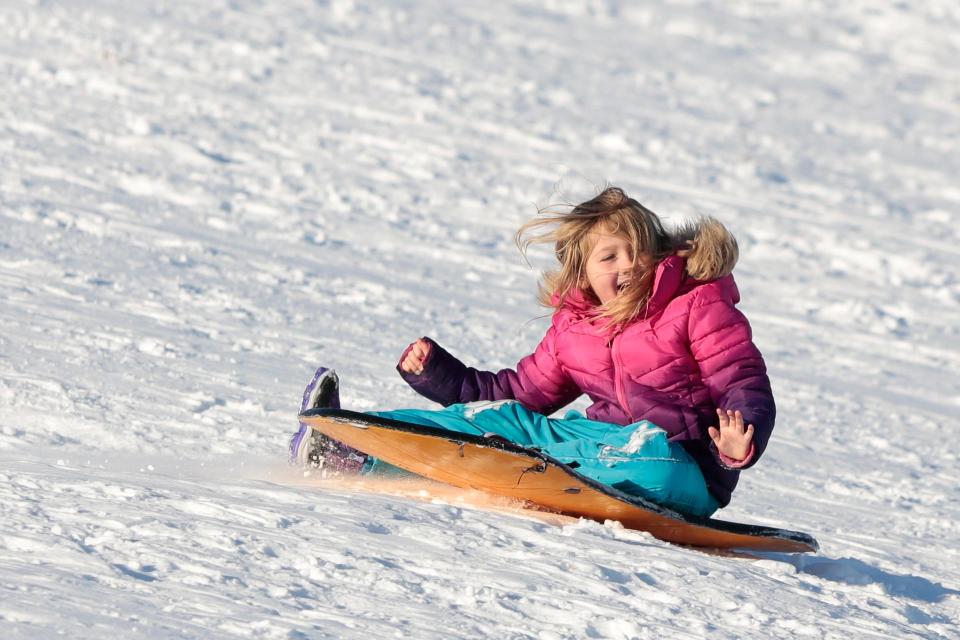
[757,554,959,604]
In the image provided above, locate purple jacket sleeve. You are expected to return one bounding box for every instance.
[688,289,775,470]
[397,327,581,415]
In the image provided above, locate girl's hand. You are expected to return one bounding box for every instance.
[400,338,431,375]
[708,409,755,462]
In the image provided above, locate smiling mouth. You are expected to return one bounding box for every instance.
[617,280,631,292]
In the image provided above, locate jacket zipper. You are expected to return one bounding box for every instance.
[610,330,636,423]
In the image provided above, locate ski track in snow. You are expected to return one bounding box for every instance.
[1,0,959,637]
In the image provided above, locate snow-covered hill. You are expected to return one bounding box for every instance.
[1,0,958,637]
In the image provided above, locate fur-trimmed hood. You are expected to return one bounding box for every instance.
[671,217,739,281]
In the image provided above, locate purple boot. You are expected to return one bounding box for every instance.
[289,367,368,474]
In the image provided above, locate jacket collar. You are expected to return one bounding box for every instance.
[552,287,595,318]
[646,255,687,316]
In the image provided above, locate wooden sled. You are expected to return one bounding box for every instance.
[299,408,819,553]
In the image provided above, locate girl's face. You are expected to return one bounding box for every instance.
[584,230,638,304]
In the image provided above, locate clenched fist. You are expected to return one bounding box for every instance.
[400,338,431,375]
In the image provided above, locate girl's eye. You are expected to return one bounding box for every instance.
[601,255,615,262]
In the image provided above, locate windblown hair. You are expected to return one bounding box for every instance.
[517,186,739,326]
[517,187,673,325]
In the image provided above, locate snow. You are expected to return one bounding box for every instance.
[1,0,959,637]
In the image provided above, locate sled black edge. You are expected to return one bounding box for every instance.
[300,407,820,552]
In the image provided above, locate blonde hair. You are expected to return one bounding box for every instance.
[517,186,673,326]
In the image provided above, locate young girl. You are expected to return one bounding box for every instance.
[291,187,774,517]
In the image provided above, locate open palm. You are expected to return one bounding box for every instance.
[707,409,754,462]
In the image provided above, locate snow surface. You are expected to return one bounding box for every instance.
[2,0,959,637]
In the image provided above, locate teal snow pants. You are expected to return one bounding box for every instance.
[367,400,719,518]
